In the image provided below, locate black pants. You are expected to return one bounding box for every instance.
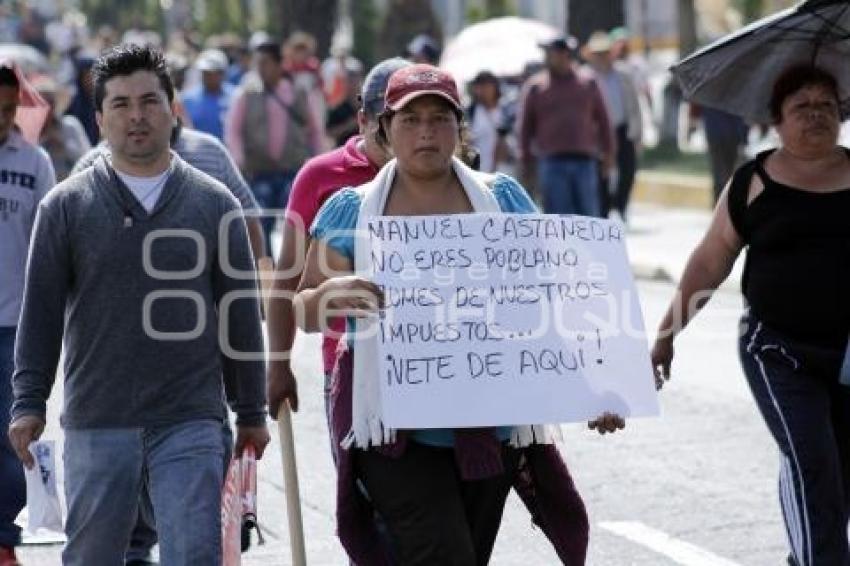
[740,315,850,566]
[599,125,637,219]
[355,441,519,566]
[706,135,741,204]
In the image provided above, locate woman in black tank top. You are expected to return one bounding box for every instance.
[651,64,850,566]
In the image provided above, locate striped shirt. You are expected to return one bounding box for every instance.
[72,126,258,211]
[0,130,57,326]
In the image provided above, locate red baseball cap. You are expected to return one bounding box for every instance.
[384,64,461,113]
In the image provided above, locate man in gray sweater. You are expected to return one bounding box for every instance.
[8,44,269,565]
[73,120,271,565]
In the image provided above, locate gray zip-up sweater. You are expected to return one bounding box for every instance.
[12,154,266,428]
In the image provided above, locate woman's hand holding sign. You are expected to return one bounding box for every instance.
[319,275,385,318]
[293,239,383,333]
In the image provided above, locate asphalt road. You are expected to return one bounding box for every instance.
[18,278,788,565]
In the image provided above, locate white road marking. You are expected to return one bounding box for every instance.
[598,521,743,566]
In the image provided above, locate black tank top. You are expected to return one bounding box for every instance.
[728,149,850,349]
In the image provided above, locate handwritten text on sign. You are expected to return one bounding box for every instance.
[368,213,659,428]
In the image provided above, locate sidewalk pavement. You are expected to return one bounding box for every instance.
[627,166,745,292]
[625,200,744,293]
[632,169,714,210]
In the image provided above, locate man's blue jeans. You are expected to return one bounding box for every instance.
[537,155,601,217]
[250,171,296,255]
[126,421,234,563]
[0,327,25,548]
[62,420,225,565]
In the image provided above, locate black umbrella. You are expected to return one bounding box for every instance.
[671,0,850,123]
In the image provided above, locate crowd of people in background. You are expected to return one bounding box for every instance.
[0,4,668,228]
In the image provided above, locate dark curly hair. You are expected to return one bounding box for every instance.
[769,64,840,124]
[92,44,173,112]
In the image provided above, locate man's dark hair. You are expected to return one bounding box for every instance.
[0,67,19,89]
[92,44,174,112]
[770,64,840,124]
[254,41,282,64]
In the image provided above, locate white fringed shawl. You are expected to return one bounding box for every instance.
[342,156,558,449]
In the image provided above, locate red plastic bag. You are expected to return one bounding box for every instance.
[222,445,261,566]
[222,457,242,565]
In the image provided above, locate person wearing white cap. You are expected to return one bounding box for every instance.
[181,48,234,141]
[583,30,643,220]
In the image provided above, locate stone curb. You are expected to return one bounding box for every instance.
[632,169,713,210]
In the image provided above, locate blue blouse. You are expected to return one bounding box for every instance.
[310,173,539,447]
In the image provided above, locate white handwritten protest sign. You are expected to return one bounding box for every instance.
[367,213,659,429]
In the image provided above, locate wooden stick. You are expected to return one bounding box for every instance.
[276,402,306,565]
[258,257,307,566]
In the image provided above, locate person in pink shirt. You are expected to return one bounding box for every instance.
[225,40,323,254]
[283,32,327,140]
[265,57,411,438]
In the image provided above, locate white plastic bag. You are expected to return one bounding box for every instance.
[23,440,63,534]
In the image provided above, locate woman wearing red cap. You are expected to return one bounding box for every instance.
[295,64,623,565]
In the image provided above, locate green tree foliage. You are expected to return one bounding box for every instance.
[466,5,486,23]
[377,0,442,61]
[484,0,513,18]
[81,0,165,35]
[467,0,514,25]
[568,0,623,44]
[199,0,249,37]
[278,0,339,58]
[352,0,378,68]
[678,0,698,57]
[733,0,764,23]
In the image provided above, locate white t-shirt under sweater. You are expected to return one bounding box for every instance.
[115,164,172,213]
